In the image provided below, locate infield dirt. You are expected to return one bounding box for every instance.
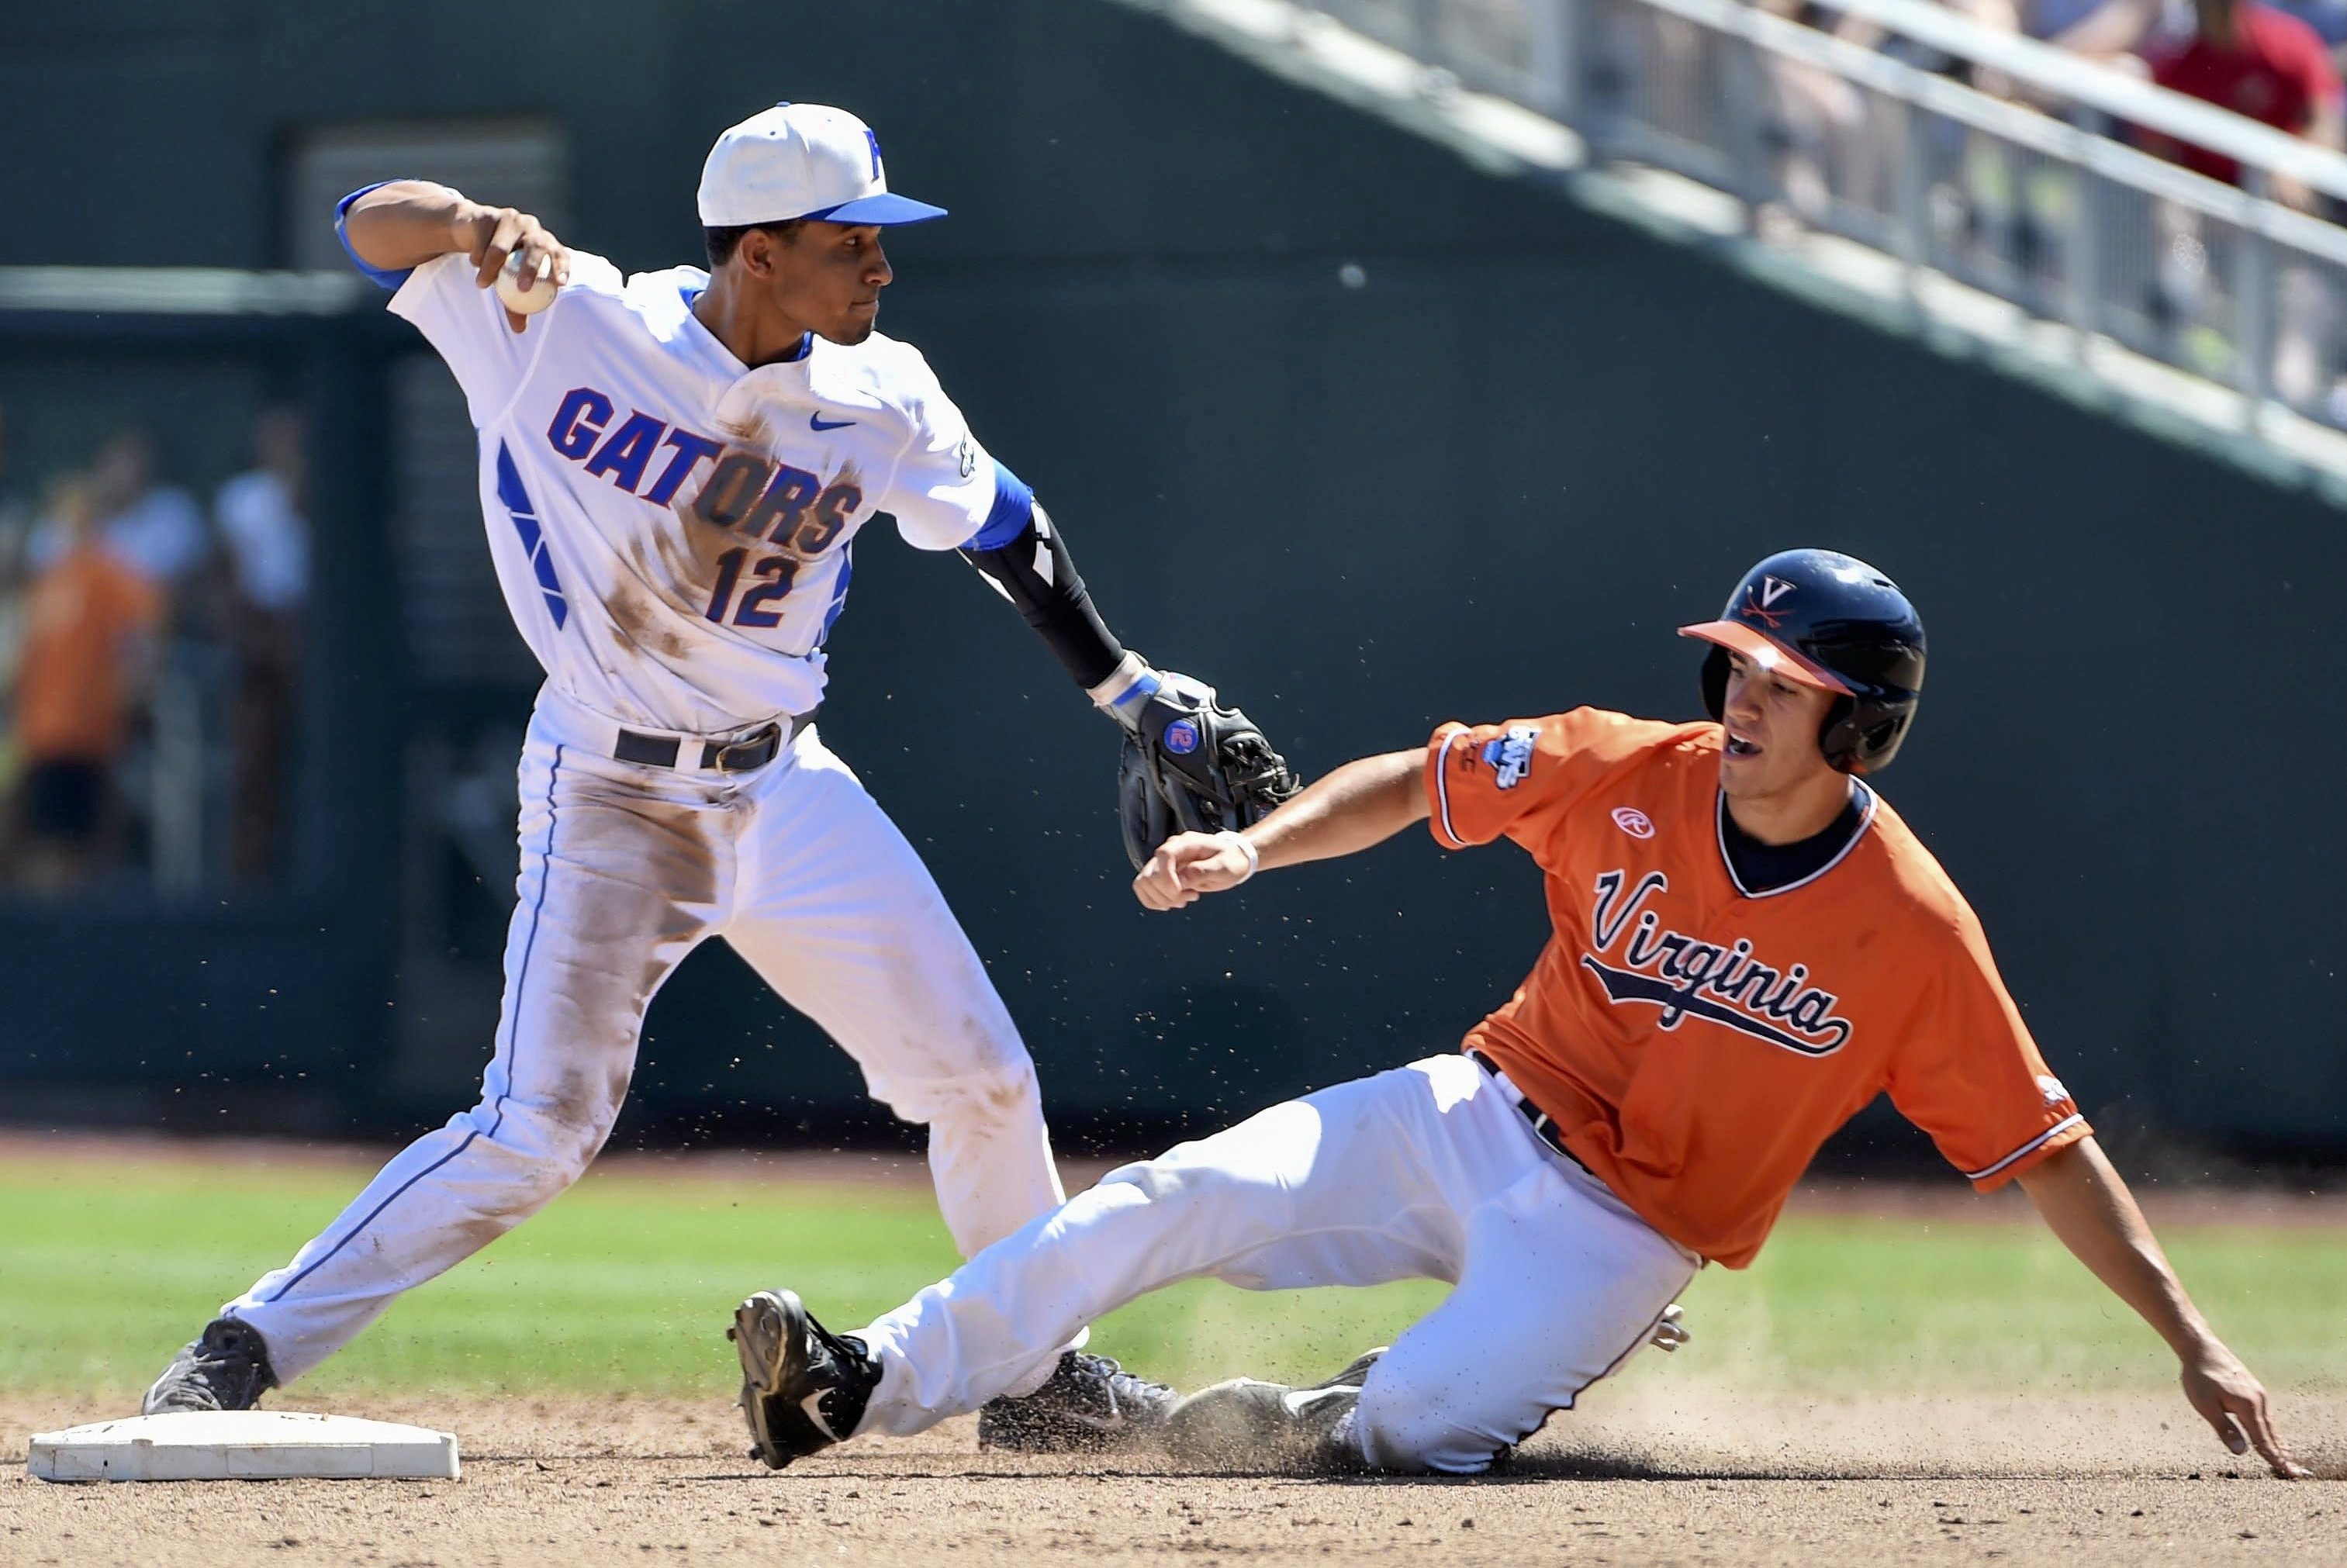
[9,1387,2342,1566]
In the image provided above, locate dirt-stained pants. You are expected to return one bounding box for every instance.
[227,687,1065,1382]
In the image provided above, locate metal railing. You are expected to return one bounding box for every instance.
[1301,0,2347,434]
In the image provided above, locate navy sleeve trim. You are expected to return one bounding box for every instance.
[337,181,418,292]
[963,460,1034,551]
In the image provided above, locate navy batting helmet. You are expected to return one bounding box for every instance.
[1677,548,1927,774]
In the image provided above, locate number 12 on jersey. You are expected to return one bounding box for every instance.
[687,459,859,629]
[705,549,800,629]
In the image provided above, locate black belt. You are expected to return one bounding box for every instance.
[613,710,812,773]
[1470,1049,1595,1178]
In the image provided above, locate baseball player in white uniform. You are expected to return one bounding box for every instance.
[140,103,1296,1451]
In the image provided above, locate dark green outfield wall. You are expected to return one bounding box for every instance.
[2,1,2339,1156]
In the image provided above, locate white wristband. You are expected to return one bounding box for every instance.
[1213,830,1260,885]
[1087,651,1158,717]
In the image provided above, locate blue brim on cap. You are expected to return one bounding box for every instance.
[800,192,949,226]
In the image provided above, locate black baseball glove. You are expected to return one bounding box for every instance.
[1115,671,1302,870]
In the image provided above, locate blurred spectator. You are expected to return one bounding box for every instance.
[215,408,309,619]
[26,429,208,588]
[213,406,309,884]
[2082,0,2347,408]
[1747,0,2031,233]
[2029,0,2138,40]
[2268,0,2347,65]
[2053,0,2347,69]
[1745,0,1885,228]
[1828,0,2026,67]
[7,475,163,893]
[0,409,32,835]
[0,406,33,700]
[2052,0,2187,56]
[2138,0,2345,202]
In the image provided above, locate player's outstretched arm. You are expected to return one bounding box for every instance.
[2015,1137,2310,1478]
[961,505,1299,869]
[1133,747,1426,911]
[341,181,571,328]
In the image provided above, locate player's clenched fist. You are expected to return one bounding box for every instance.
[1133,831,1259,911]
[456,204,572,330]
[337,182,576,335]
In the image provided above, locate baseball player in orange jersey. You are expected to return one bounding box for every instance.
[723,547,2308,1479]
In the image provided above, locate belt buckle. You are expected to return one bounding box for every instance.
[710,723,781,772]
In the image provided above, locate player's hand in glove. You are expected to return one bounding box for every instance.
[1650,1303,1691,1353]
[1093,656,1301,871]
[1133,831,1260,911]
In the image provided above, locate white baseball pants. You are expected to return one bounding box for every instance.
[226,688,1066,1383]
[854,1052,1699,1473]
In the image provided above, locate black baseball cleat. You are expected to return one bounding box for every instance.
[729,1289,880,1470]
[142,1318,279,1414]
[976,1349,1178,1453]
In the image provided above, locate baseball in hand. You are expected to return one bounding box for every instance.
[496,250,559,316]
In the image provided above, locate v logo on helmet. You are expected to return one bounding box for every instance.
[1758,576,1796,607]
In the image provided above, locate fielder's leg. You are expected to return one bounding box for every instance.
[152,732,724,1404]
[721,728,1187,1452]
[721,727,1064,1257]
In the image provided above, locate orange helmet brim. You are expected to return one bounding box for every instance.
[1677,620,1855,696]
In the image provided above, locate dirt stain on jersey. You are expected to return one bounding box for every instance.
[610,540,700,661]
[605,574,696,664]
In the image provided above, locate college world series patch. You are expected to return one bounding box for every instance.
[1483,725,1539,789]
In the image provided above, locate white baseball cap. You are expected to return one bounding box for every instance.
[697,102,948,228]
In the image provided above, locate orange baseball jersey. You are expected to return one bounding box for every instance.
[1425,707,2087,1268]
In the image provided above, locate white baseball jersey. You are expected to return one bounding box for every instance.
[361,216,1029,734]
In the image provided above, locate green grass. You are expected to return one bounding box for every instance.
[4,1154,2341,1400]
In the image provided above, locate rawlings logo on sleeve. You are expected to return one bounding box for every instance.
[1481,725,1539,790]
[1581,869,1853,1055]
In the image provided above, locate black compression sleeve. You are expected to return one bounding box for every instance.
[959,503,1128,690]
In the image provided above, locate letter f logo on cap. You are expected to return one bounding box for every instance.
[696,104,948,229]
